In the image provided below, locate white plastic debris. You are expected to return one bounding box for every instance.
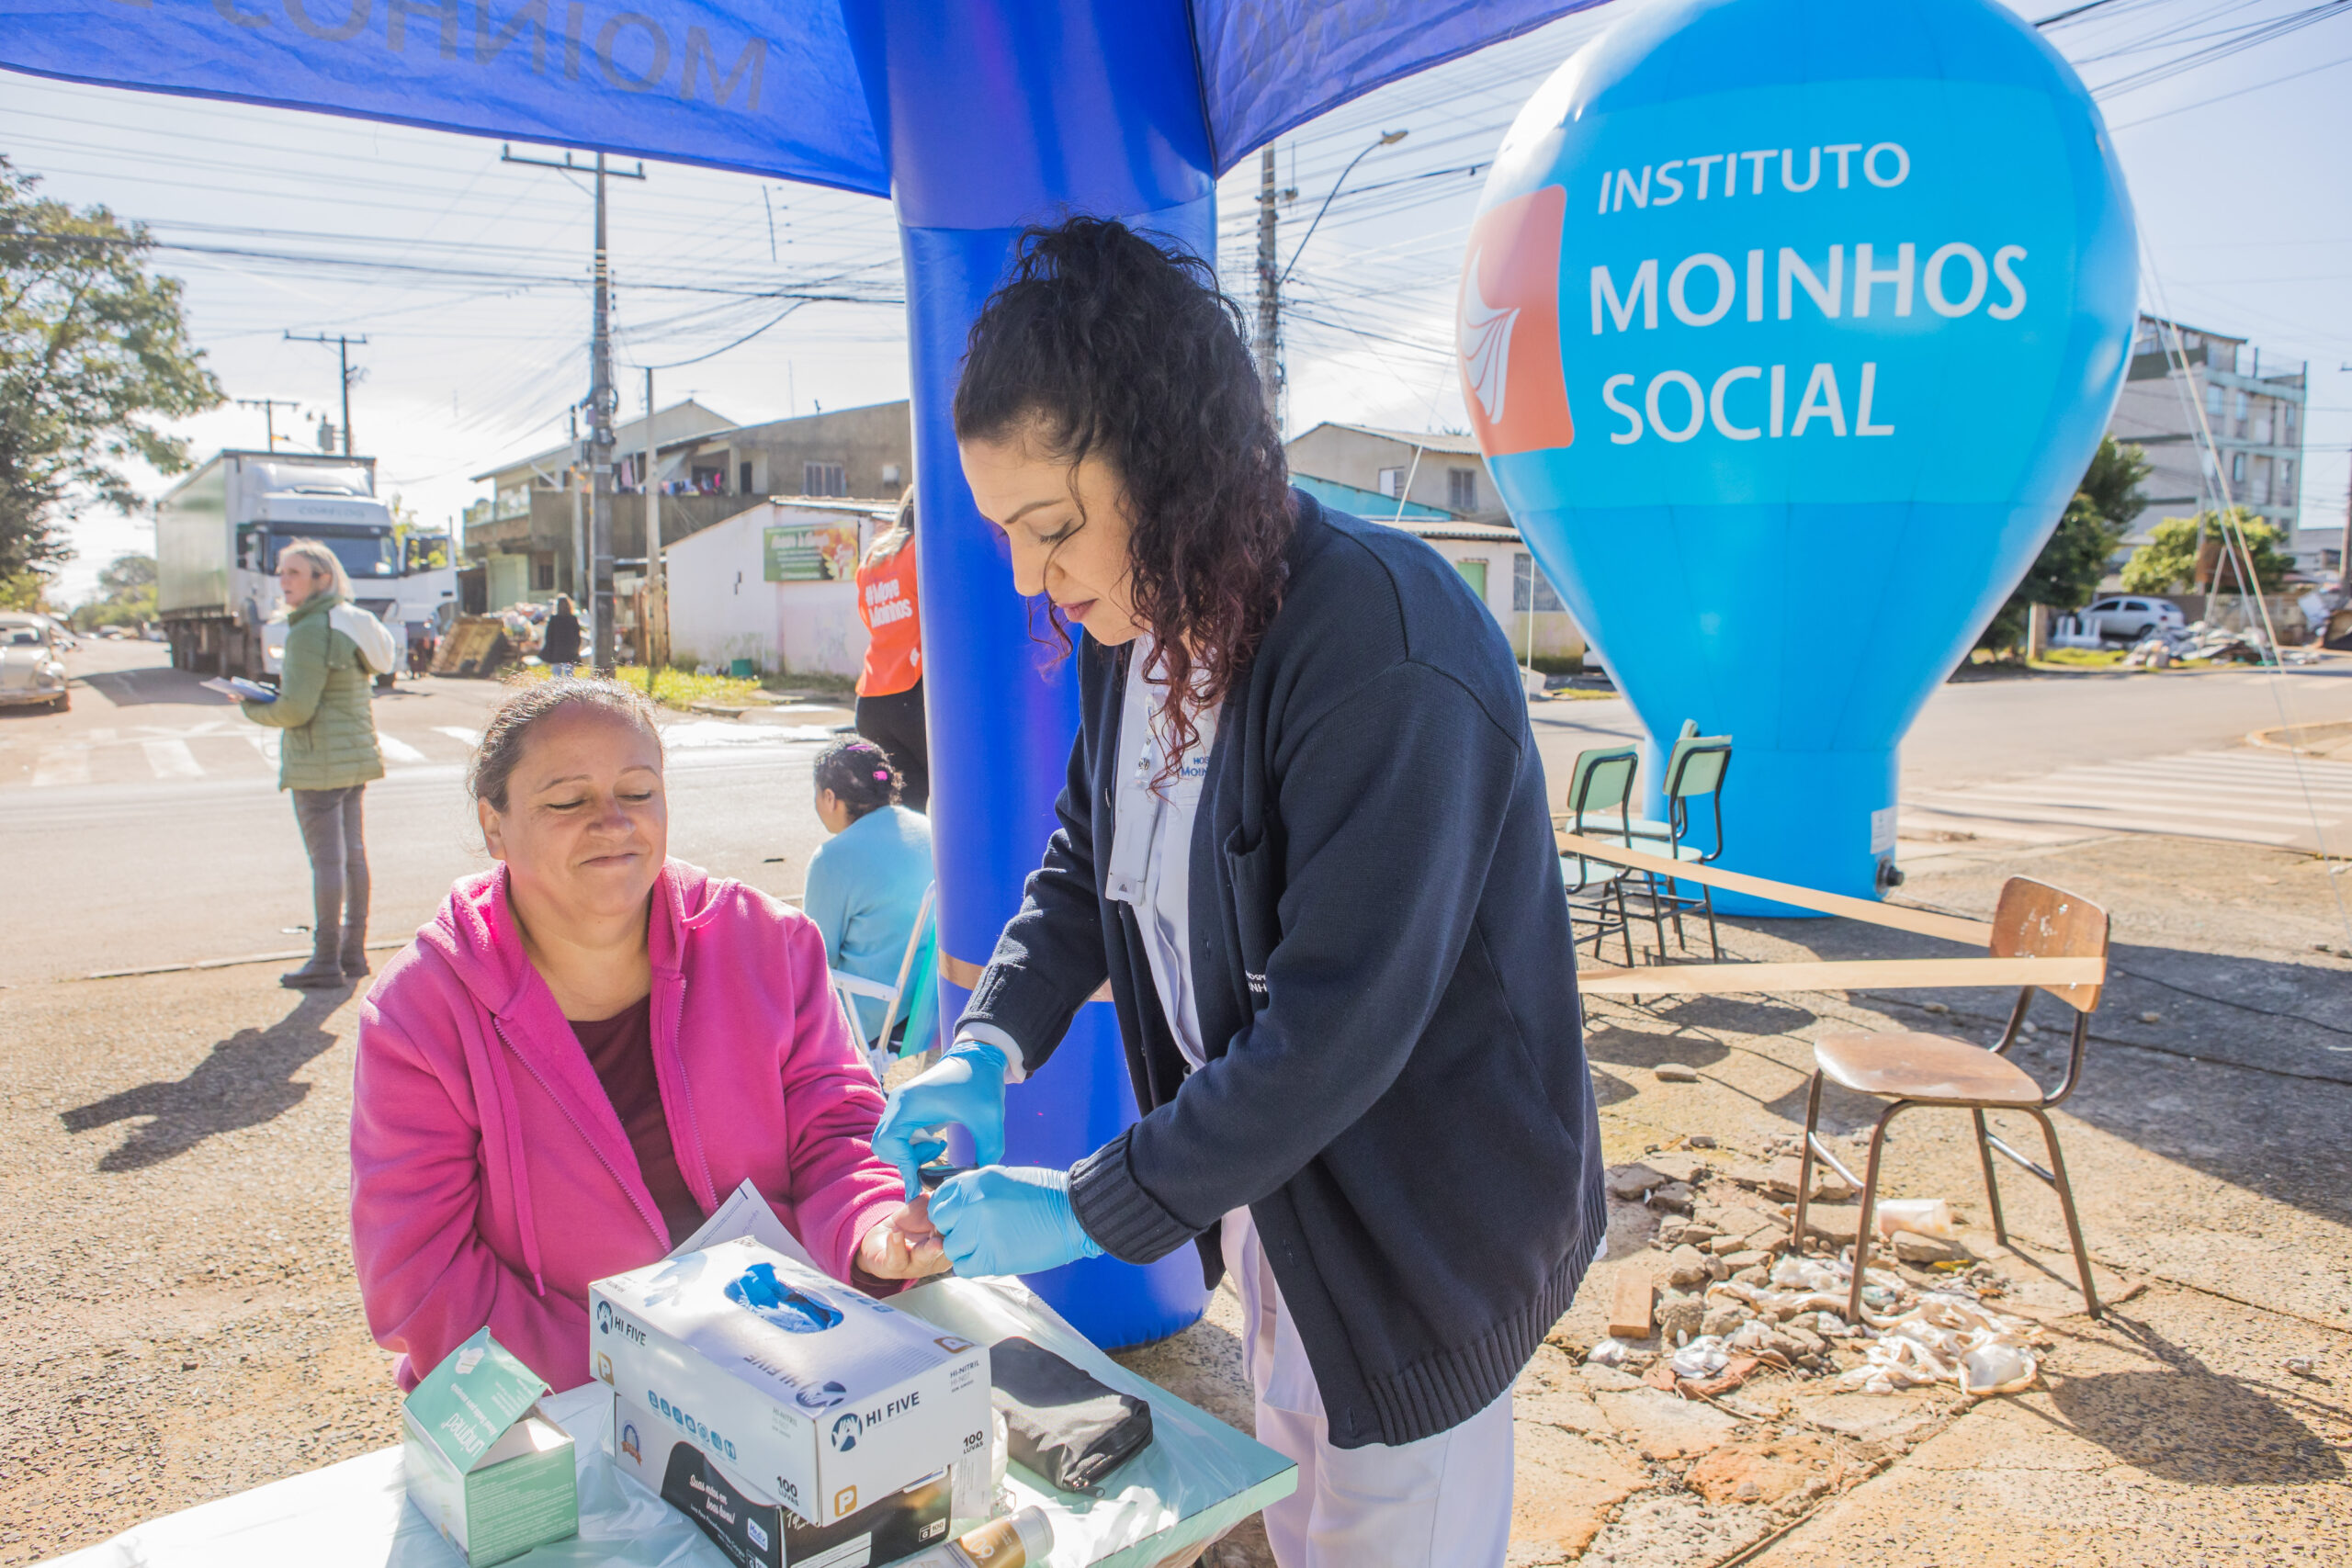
[1874,1198,1956,1240]
[1586,1337,1634,1367]
[1840,1292,2043,1398]
[1670,1337,1730,1380]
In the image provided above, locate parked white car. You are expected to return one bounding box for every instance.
[0,614,70,711]
[2080,595,2185,643]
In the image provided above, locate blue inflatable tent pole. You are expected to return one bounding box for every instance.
[0,0,1599,1349]
[846,1,1219,1348]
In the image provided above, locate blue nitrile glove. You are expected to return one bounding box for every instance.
[928,1166,1105,1279]
[871,1039,1010,1201]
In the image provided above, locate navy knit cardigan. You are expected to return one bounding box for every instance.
[960,493,1607,1449]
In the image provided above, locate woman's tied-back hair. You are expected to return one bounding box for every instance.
[277,537,353,600]
[469,677,664,812]
[953,216,1294,772]
[813,739,901,821]
[866,490,915,568]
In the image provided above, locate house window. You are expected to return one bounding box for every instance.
[2231,452,2246,485]
[1512,553,1565,613]
[1453,559,1488,600]
[1447,468,1479,512]
[2280,459,2295,494]
[804,461,847,497]
[1377,467,1406,499]
[534,559,555,591]
[2204,384,2223,416]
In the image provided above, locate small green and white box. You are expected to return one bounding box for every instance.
[401,1328,580,1567]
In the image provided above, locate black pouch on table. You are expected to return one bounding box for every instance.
[988,1335,1154,1492]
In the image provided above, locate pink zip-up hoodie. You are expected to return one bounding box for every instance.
[350,858,905,1392]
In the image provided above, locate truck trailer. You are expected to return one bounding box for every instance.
[156,451,455,682]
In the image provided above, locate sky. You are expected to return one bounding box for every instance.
[9,0,2351,604]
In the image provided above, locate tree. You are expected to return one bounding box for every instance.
[96,551,154,596]
[0,156,222,583]
[74,550,157,629]
[1978,436,2148,651]
[2120,509,2294,596]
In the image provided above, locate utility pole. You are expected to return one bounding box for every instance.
[2340,479,2350,599]
[284,333,366,454]
[503,145,644,672]
[645,365,661,695]
[569,405,586,619]
[1254,145,1282,429]
[1255,130,1408,436]
[233,397,301,451]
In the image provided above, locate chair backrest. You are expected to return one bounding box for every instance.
[1990,877,2109,1012]
[1566,746,1639,835]
[829,883,941,1061]
[892,884,941,1056]
[1667,739,1731,799]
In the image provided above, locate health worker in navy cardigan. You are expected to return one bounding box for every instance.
[874,217,1605,1568]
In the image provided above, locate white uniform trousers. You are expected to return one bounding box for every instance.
[1219,1212,1515,1568]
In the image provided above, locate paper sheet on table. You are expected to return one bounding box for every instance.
[667,1179,822,1269]
[47,1186,1293,1568]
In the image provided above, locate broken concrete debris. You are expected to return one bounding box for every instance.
[1892,1230,1967,1265]
[1596,1154,2047,1406]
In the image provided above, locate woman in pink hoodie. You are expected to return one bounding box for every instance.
[351,679,942,1391]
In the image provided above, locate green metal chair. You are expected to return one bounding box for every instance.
[1555,745,1652,966]
[1629,728,1734,959]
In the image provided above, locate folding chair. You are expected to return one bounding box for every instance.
[831,883,940,1080]
[1555,746,1649,966]
[1792,877,2110,1321]
[1630,728,1733,959]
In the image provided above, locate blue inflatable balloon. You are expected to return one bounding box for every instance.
[1464,0,2136,904]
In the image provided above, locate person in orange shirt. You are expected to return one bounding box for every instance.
[854,494,928,810]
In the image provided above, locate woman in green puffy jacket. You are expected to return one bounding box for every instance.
[238,538,390,988]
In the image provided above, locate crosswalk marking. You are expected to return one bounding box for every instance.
[140,738,204,780]
[1905,749,2349,853]
[31,744,90,788]
[11,719,847,791]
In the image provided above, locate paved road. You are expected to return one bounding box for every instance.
[7,642,2350,984]
[1524,658,2352,855]
[0,642,849,986]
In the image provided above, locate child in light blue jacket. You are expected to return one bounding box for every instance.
[803,739,936,1052]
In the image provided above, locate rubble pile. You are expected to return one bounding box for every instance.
[2123,619,2272,667]
[1587,1141,2049,1404]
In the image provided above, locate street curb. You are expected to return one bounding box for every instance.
[82,939,409,981]
[2246,718,2352,756]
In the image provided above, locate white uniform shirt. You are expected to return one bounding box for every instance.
[1103,637,1217,1070]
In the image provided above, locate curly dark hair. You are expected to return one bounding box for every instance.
[953,216,1294,773]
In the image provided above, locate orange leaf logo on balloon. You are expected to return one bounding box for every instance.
[1459,186,1574,457]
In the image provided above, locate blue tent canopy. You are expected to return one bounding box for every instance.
[0,0,1608,1348]
[0,1,1589,191]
